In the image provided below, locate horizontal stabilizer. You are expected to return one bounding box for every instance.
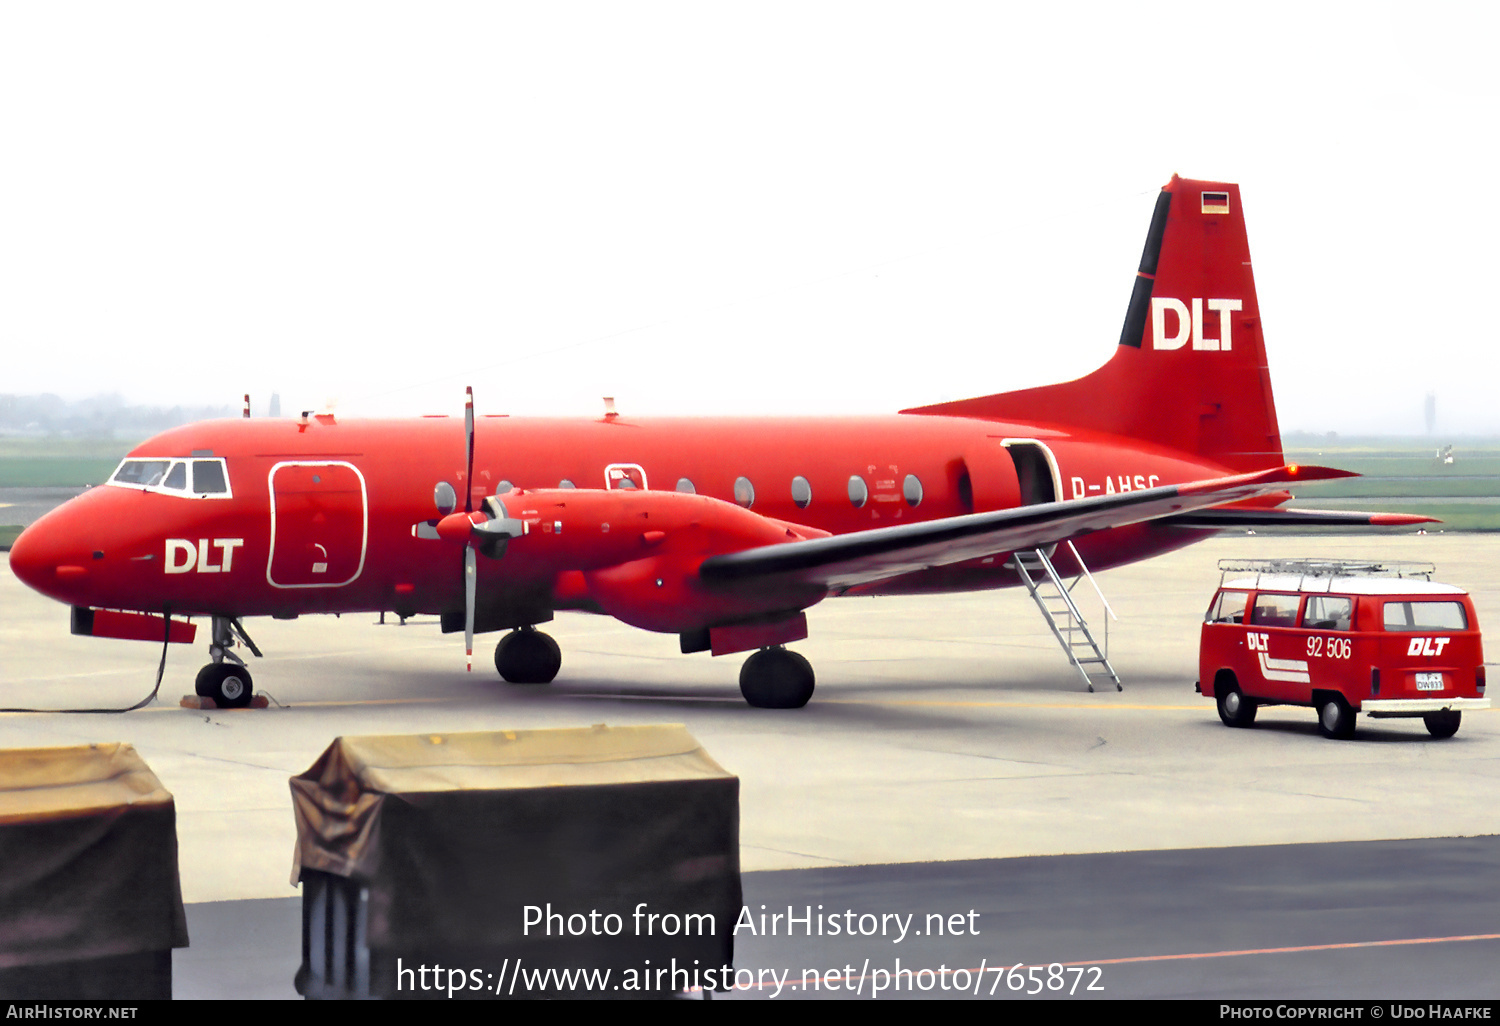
[699,465,1355,593]
[1162,507,1439,529]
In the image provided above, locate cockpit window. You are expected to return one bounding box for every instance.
[192,460,228,494]
[112,460,171,487]
[107,456,233,498]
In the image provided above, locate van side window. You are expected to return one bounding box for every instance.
[1250,593,1301,627]
[1206,590,1249,624]
[1301,595,1353,631]
[1383,601,1468,631]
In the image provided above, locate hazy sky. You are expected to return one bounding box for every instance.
[2,2,1495,434]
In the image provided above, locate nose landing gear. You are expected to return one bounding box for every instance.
[195,616,261,708]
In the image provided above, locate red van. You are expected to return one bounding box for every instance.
[1198,559,1488,739]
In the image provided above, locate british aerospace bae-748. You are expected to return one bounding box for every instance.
[9,176,1425,709]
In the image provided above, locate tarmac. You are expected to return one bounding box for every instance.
[3,531,1498,999]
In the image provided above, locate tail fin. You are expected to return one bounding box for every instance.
[904,175,1283,473]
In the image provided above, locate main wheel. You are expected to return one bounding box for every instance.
[494,629,562,684]
[1423,709,1461,739]
[1215,678,1258,728]
[738,648,815,709]
[195,663,253,709]
[1316,694,1356,740]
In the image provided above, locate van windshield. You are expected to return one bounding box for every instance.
[1206,590,1249,624]
[1383,601,1467,631]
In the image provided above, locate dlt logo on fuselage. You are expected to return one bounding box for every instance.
[1152,297,1242,351]
[165,538,244,574]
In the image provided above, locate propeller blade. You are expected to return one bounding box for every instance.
[464,544,476,672]
[464,386,475,514]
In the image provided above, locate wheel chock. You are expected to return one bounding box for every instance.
[179,695,271,709]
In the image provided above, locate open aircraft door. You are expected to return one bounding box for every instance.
[268,461,368,588]
[960,438,1062,556]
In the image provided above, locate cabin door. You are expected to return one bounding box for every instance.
[267,461,368,588]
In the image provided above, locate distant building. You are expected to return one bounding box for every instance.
[269,392,282,418]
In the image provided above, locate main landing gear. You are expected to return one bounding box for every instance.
[495,627,562,684]
[195,616,260,708]
[739,647,815,709]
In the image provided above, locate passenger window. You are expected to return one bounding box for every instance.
[733,476,755,508]
[1206,590,1249,624]
[791,476,812,509]
[903,474,923,507]
[1249,593,1301,627]
[1383,601,1468,631]
[163,462,187,491]
[192,460,228,494]
[848,475,868,508]
[1301,595,1352,631]
[675,478,695,494]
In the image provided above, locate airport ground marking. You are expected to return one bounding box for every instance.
[730,932,1500,993]
[1063,931,1500,967]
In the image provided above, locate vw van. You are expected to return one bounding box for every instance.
[1198,559,1488,739]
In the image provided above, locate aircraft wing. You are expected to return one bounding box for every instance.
[698,465,1356,592]
[1160,507,1438,529]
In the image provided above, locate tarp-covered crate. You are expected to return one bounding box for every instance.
[0,743,188,999]
[290,724,740,998]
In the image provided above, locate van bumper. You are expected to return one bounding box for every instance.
[1362,697,1491,717]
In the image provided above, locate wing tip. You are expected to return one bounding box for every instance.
[1368,512,1442,526]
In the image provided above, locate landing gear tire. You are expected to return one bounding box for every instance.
[739,647,815,709]
[1316,694,1356,740]
[1423,709,1462,739]
[1216,680,1258,728]
[196,663,254,709]
[495,628,561,684]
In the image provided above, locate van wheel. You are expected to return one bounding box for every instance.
[1423,710,1461,739]
[1316,695,1356,740]
[1216,681,1257,728]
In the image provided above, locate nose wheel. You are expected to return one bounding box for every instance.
[195,615,261,708]
[196,663,254,708]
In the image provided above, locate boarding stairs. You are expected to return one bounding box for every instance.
[1011,542,1121,692]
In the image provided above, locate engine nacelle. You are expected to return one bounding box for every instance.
[492,488,829,632]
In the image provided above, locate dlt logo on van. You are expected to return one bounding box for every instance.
[1152,297,1242,351]
[1408,637,1451,657]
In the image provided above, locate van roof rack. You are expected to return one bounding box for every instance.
[1217,557,1434,583]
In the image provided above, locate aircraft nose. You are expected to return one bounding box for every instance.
[8,510,94,604]
[9,520,54,593]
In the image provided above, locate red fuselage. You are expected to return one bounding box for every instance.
[12,410,1235,625]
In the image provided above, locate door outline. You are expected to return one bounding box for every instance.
[266,460,369,588]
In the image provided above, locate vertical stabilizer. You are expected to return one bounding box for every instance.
[904,176,1283,472]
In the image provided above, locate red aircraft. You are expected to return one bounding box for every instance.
[9,176,1425,708]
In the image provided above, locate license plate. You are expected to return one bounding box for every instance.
[1416,672,1445,691]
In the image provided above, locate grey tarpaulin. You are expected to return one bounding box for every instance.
[0,743,188,973]
[290,724,741,985]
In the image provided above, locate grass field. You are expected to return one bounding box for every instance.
[0,437,137,487]
[1281,438,1500,531]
